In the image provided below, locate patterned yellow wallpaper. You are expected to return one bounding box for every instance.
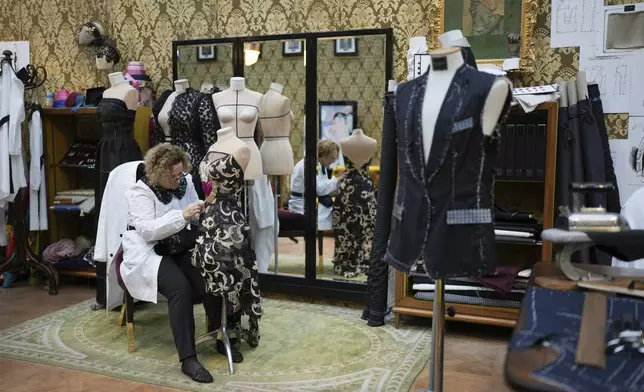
[0,0,634,138]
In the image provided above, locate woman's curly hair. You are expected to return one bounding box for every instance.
[317,139,339,161]
[144,143,191,185]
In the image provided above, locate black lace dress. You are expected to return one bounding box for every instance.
[95,98,143,214]
[191,152,262,346]
[331,157,377,278]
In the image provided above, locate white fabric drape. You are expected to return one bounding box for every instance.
[28,109,47,231]
[249,175,277,273]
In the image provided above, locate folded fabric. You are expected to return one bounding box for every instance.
[473,265,523,293]
[43,239,76,263]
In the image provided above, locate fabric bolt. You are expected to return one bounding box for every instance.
[566,100,586,208]
[332,156,376,278]
[555,103,572,210]
[577,93,607,208]
[192,151,263,347]
[510,288,644,392]
[384,64,511,278]
[95,98,143,225]
[363,91,396,327]
[473,265,522,293]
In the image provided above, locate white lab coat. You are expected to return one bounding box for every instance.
[94,160,143,310]
[0,61,27,246]
[288,159,338,231]
[249,175,277,273]
[28,109,47,231]
[120,174,199,303]
[612,187,644,270]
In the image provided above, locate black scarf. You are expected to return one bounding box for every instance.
[140,175,187,204]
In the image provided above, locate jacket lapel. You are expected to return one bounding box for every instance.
[403,72,428,185]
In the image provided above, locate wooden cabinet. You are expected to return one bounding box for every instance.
[392,102,559,328]
[43,107,151,277]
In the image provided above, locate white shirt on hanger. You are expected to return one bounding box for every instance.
[28,108,47,231]
[288,159,338,231]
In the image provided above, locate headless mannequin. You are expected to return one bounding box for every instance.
[259,82,295,175]
[421,48,510,160]
[339,129,377,168]
[202,127,250,178]
[103,72,138,110]
[96,56,115,72]
[212,77,263,180]
[158,79,190,142]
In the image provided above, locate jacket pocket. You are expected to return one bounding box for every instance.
[451,116,474,134]
[446,208,492,225]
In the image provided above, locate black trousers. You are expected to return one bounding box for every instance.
[95,261,106,305]
[157,251,222,362]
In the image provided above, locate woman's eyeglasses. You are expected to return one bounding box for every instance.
[166,171,188,182]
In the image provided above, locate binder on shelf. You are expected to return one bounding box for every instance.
[525,124,536,179]
[515,124,526,179]
[536,124,546,180]
[496,124,506,178]
[505,124,516,179]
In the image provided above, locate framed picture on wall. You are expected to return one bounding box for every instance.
[197,45,217,61]
[334,38,358,56]
[319,101,358,167]
[283,40,304,56]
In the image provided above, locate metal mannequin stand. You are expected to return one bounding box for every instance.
[423,278,445,392]
[271,176,279,273]
[195,300,235,374]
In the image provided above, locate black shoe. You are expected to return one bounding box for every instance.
[181,356,214,383]
[216,339,244,363]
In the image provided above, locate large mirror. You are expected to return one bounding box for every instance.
[175,42,234,91]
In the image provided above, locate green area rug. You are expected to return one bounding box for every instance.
[0,299,429,391]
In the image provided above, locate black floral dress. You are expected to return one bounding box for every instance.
[332,157,377,278]
[191,152,262,346]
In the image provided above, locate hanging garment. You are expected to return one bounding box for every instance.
[28,106,47,231]
[95,98,143,219]
[383,65,511,279]
[363,91,396,326]
[0,61,27,246]
[577,84,607,208]
[332,157,376,278]
[94,160,144,311]
[249,175,277,273]
[192,152,263,345]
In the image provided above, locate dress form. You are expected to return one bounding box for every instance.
[212,77,263,180]
[158,79,189,142]
[339,129,377,168]
[259,82,295,175]
[421,48,510,161]
[103,72,138,110]
[203,127,250,176]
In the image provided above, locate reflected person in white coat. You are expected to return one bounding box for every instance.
[120,144,219,383]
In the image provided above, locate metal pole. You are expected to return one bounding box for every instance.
[273,176,279,274]
[426,278,445,392]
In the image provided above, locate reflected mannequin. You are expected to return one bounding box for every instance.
[212,77,263,180]
[259,82,295,175]
[332,129,377,278]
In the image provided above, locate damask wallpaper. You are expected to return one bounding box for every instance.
[0,0,634,138]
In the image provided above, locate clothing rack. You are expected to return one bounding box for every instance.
[0,50,58,294]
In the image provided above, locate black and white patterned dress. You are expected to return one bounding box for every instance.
[332,157,377,278]
[191,152,262,346]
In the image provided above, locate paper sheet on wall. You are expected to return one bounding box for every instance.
[550,0,602,48]
[610,117,644,206]
[579,45,633,113]
[0,41,30,70]
[629,59,644,116]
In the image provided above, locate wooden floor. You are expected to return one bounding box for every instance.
[0,281,515,392]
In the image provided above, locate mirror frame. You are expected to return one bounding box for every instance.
[172,28,394,301]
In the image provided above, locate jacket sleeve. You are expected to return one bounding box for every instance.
[127,184,187,242]
[369,91,398,262]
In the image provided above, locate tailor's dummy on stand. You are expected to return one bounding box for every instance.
[259,82,295,174]
[438,30,477,69]
[211,77,276,273]
[92,71,142,311]
[158,79,190,143]
[365,47,512,325]
[333,129,378,278]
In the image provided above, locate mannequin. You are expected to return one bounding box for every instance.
[438,30,477,69]
[192,126,263,355]
[103,72,138,110]
[158,79,190,142]
[96,56,115,72]
[259,82,295,175]
[332,129,378,277]
[212,77,263,180]
[339,129,377,168]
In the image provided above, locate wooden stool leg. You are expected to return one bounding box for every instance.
[118,301,126,327]
[394,312,401,329]
[318,232,324,274]
[125,292,135,353]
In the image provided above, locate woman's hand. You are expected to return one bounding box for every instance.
[183,201,204,220]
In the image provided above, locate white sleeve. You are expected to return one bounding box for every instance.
[8,72,25,155]
[316,176,339,196]
[29,113,42,191]
[127,185,187,242]
[186,174,200,203]
[93,180,111,262]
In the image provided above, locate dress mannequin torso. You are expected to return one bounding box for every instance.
[421,48,510,162]
[339,129,377,168]
[158,79,189,141]
[103,72,138,110]
[201,127,250,177]
[212,77,263,180]
[259,82,295,175]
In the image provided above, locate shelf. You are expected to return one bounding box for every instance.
[43,107,97,116]
[51,164,95,170]
[496,236,542,246]
[394,302,518,328]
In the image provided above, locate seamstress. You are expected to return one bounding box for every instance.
[288,139,346,230]
[120,144,222,383]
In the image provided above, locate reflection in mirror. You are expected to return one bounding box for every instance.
[243,39,307,277]
[175,43,234,92]
[316,34,386,283]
